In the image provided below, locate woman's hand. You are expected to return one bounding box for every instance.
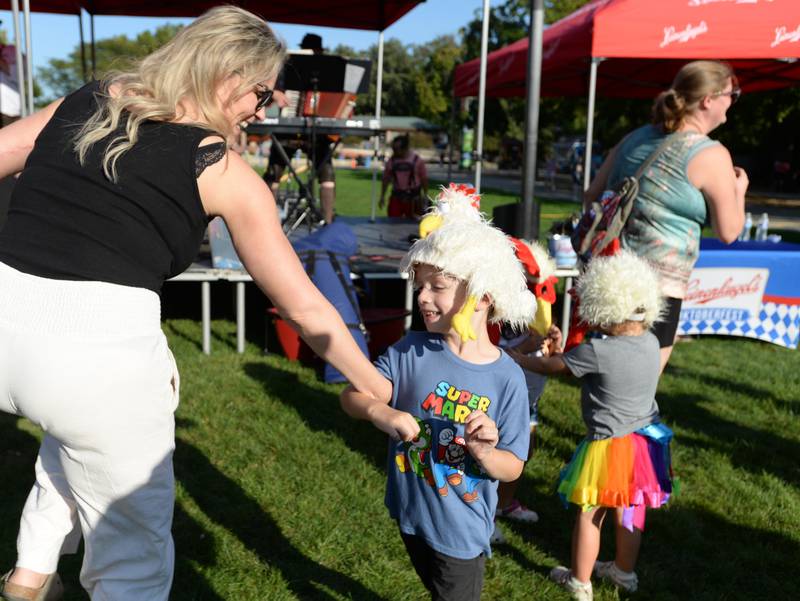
[733,166,749,201]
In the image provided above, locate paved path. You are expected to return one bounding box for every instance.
[427,166,800,233]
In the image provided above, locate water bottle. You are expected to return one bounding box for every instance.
[738,212,752,241]
[754,213,769,242]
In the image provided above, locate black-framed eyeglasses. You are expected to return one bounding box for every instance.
[714,87,741,104]
[254,85,274,111]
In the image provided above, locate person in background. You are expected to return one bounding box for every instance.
[380,134,429,219]
[341,185,535,601]
[510,251,675,601]
[584,60,747,372]
[0,8,387,600]
[263,32,337,224]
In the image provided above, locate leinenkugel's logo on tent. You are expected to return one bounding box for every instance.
[688,0,774,6]
[771,26,800,48]
[660,21,708,47]
[682,268,769,323]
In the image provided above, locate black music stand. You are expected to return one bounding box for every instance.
[276,55,344,233]
[272,54,371,233]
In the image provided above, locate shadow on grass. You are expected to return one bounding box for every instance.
[499,494,800,600]
[0,414,39,573]
[174,436,387,601]
[664,359,797,409]
[658,392,800,485]
[242,361,388,470]
[0,414,222,600]
[165,321,203,353]
[637,502,800,600]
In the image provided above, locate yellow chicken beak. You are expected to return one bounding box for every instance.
[530,296,552,337]
[451,295,478,343]
[418,214,443,239]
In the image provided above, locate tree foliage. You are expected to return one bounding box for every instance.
[36,24,183,101]
[31,0,800,181]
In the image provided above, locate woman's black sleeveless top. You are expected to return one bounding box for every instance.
[0,81,216,293]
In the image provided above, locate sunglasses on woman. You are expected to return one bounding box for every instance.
[714,87,741,104]
[254,85,274,111]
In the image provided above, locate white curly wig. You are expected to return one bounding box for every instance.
[401,186,536,330]
[576,251,665,329]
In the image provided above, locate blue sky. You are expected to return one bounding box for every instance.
[0,0,504,75]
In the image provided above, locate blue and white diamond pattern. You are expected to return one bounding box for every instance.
[679,302,799,349]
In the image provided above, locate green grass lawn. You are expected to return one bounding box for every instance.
[1,171,798,600]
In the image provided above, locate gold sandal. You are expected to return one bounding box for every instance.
[0,571,63,601]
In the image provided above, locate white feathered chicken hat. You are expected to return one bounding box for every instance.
[401,184,537,338]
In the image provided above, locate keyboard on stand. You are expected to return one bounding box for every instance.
[247,116,383,137]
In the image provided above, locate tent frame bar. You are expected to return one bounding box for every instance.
[582,56,604,193]
[473,0,490,193]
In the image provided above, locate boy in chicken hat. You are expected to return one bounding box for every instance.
[341,184,536,600]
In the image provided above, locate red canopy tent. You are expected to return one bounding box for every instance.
[0,0,423,28]
[455,0,800,99]
[454,0,800,190]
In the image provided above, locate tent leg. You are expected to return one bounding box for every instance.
[521,0,544,240]
[10,0,26,116]
[79,11,87,82]
[582,57,603,195]
[22,0,33,113]
[90,12,96,77]
[369,30,385,222]
[474,0,490,193]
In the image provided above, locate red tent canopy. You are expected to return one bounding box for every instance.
[0,0,423,29]
[454,0,800,98]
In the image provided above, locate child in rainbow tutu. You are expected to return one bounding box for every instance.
[508,251,675,601]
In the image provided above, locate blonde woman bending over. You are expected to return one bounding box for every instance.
[0,7,390,600]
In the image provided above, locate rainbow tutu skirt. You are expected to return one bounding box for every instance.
[556,422,676,531]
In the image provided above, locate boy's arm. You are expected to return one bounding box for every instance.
[340,382,420,442]
[463,411,524,481]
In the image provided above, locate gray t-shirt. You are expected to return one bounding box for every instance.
[562,332,660,440]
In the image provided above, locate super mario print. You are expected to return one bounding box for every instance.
[396,380,491,503]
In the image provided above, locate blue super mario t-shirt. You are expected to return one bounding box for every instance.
[375,331,530,559]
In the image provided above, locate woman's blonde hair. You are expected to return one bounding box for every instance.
[652,60,737,133]
[74,5,286,181]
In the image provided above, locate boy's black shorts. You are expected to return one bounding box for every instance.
[400,531,485,601]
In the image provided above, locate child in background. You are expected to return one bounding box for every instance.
[508,251,675,601]
[492,239,560,543]
[341,185,536,601]
[380,135,429,219]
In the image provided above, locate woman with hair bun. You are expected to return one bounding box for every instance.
[584,60,748,372]
[0,6,390,600]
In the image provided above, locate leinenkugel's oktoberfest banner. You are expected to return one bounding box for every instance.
[678,240,800,349]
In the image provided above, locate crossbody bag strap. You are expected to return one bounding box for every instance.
[631,131,692,183]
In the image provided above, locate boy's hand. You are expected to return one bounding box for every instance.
[464,410,498,461]
[368,404,420,442]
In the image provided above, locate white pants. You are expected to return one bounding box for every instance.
[0,262,179,600]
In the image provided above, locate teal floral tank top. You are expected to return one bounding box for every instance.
[610,124,718,299]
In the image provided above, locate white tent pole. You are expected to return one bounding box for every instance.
[369,29,384,222]
[10,0,26,116]
[474,0,490,193]
[521,0,544,240]
[582,57,603,192]
[22,0,34,113]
